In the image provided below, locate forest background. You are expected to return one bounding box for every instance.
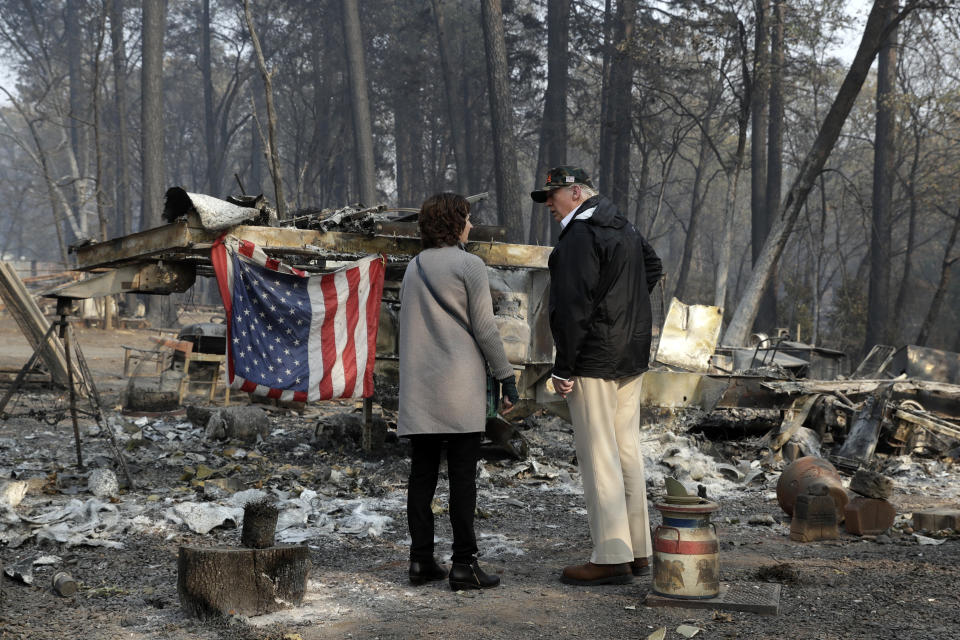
[0,0,958,362]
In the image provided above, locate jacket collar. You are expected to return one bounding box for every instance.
[557,195,622,240]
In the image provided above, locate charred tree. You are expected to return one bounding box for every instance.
[142,0,169,326]
[765,0,785,325]
[92,2,108,241]
[715,20,752,310]
[109,0,131,235]
[609,0,637,213]
[529,0,570,246]
[65,0,86,238]
[751,0,776,332]
[141,0,166,230]
[480,0,525,241]
[598,0,614,193]
[341,0,377,207]
[674,124,712,302]
[249,70,265,196]
[892,111,922,340]
[244,0,286,218]
[391,2,426,206]
[864,0,899,352]
[916,207,960,346]
[431,0,469,194]
[201,0,221,196]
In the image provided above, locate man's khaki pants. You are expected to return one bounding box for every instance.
[567,373,651,565]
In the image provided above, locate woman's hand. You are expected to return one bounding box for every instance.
[499,376,519,414]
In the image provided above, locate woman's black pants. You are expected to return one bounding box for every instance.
[407,432,481,565]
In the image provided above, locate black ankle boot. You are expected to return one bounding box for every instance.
[449,561,500,590]
[409,558,448,585]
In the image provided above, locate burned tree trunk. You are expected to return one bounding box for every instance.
[177,545,310,619]
[341,0,377,207]
[141,0,166,230]
[480,0,525,241]
[109,0,131,236]
[751,0,776,332]
[916,207,960,346]
[201,0,221,197]
[244,0,287,219]
[431,0,469,195]
[529,0,570,246]
[674,124,712,301]
[714,20,751,310]
[864,0,899,352]
[608,0,637,214]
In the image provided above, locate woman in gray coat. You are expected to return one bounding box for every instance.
[398,193,519,591]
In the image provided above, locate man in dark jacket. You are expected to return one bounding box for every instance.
[531,166,663,586]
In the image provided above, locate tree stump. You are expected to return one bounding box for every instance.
[177,545,310,618]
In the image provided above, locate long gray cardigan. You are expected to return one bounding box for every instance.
[397,246,514,437]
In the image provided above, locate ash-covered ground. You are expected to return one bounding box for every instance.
[1,320,959,639]
[2,381,960,640]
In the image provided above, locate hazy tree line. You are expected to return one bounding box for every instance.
[0,0,958,359]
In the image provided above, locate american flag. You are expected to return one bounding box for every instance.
[211,235,385,402]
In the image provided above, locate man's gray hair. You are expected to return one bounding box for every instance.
[573,184,598,199]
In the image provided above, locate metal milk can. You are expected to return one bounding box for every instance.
[652,499,721,599]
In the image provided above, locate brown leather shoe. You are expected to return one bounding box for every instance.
[561,562,633,586]
[630,557,651,576]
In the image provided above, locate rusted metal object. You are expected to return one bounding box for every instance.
[762,378,960,419]
[52,571,78,597]
[776,456,848,521]
[45,262,196,298]
[831,384,894,472]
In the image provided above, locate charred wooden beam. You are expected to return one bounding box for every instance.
[72,221,551,271]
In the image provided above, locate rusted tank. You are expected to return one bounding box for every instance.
[776,456,848,522]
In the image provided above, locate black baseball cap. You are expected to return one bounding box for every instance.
[530,166,594,203]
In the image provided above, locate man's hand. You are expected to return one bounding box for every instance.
[552,375,574,398]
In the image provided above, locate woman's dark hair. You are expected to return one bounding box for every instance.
[419,193,469,249]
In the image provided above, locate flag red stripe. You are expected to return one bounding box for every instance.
[339,266,361,397]
[362,258,384,397]
[240,379,258,393]
[210,236,236,383]
[318,275,339,399]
